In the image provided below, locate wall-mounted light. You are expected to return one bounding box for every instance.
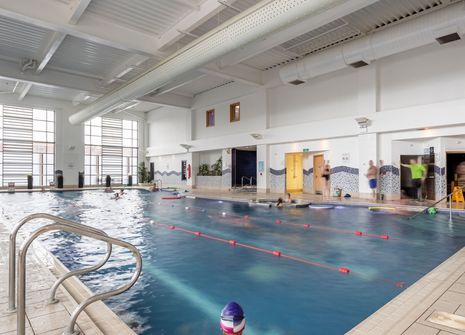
[250,133,263,140]
[355,117,371,132]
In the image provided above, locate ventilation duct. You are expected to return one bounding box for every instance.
[69,0,348,125]
[280,1,465,85]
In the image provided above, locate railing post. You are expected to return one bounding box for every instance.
[449,194,453,223]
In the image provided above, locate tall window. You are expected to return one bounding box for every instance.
[230,102,240,122]
[206,109,215,127]
[0,105,55,187]
[84,117,138,186]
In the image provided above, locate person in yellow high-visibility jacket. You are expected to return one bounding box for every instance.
[401,159,426,201]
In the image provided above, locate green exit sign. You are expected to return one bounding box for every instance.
[303,148,309,152]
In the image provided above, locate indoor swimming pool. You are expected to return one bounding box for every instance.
[1,189,465,335]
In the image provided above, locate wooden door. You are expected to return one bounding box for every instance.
[286,153,303,192]
[313,154,324,194]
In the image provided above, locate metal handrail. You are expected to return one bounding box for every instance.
[408,185,465,221]
[16,221,142,335]
[241,176,255,188]
[8,213,111,312]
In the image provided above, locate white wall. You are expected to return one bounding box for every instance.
[379,42,465,111]
[192,85,267,140]
[268,68,359,127]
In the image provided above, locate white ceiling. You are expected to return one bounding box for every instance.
[0,0,461,113]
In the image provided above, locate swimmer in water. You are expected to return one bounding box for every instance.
[112,192,121,200]
[119,189,126,196]
[276,198,284,208]
[220,302,246,335]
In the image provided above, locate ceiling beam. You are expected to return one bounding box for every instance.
[150,71,206,96]
[171,0,201,11]
[18,83,33,101]
[35,31,67,73]
[104,54,151,85]
[0,58,106,94]
[157,0,238,50]
[218,0,380,67]
[200,63,263,86]
[0,0,163,57]
[68,0,93,24]
[139,93,193,109]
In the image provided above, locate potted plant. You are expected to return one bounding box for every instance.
[211,157,223,176]
[138,162,151,186]
[198,164,210,176]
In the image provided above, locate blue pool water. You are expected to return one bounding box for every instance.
[1,189,465,334]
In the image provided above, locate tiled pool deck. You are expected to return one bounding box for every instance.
[1,187,464,334]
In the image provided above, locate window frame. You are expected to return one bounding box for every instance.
[230,102,240,123]
[206,109,215,127]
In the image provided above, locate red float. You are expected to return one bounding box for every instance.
[303,224,311,228]
[272,250,282,257]
[338,267,350,274]
[355,231,363,236]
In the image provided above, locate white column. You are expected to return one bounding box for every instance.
[256,144,269,193]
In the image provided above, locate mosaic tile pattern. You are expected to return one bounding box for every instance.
[222,171,231,190]
[434,165,447,199]
[379,165,400,195]
[197,176,222,189]
[270,168,285,193]
[330,166,359,195]
[154,170,186,186]
[303,168,313,193]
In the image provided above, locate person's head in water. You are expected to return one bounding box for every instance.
[276,197,284,208]
[220,302,245,335]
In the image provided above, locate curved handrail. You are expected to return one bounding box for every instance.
[17,222,143,335]
[48,242,113,304]
[8,213,110,311]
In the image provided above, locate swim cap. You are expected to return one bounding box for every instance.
[220,302,245,334]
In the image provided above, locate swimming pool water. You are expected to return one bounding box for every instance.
[1,190,465,334]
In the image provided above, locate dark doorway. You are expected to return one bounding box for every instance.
[400,152,435,200]
[232,148,257,187]
[150,162,155,182]
[446,152,465,194]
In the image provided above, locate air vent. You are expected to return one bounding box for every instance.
[436,32,461,44]
[349,60,369,68]
[288,79,306,85]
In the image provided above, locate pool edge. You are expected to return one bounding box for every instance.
[347,246,465,335]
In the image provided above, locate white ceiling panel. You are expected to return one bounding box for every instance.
[47,35,133,78]
[85,0,198,36]
[0,16,52,61]
[28,84,82,101]
[241,0,461,71]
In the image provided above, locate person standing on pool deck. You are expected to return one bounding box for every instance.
[220,302,246,335]
[401,158,426,201]
[321,162,331,197]
[365,160,378,200]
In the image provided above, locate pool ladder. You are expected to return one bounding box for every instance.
[7,213,143,335]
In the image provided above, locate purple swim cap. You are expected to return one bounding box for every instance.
[220,302,245,334]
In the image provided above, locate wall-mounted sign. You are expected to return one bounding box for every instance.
[303,148,309,152]
[258,160,265,173]
[342,153,350,162]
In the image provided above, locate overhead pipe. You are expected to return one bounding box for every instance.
[69,0,349,125]
[280,1,465,84]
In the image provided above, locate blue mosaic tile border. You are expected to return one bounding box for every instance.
[270,168,286,176]
[331,166,359,175]
[303,168,313,176]
[379,165,400,176]
[154,170,181,176]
